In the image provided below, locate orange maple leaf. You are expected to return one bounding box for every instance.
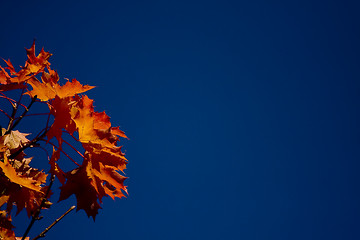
[27,73,94,101]
[46,96,77,144]
[70,95,127,147]
[24,41,52,74]
[0,154,49,216]
[0,155,44,193]
[84,144,127,172]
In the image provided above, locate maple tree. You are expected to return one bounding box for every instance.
[0,42,128,240]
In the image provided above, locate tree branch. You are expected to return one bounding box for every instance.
[21,174,55,240]
[6,95,37,134]
[6,100,18,133]
[32,206,76,240]
[0,93,28,109]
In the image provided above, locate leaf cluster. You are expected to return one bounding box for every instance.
[0,42,128,239]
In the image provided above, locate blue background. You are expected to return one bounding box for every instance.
[1,0,360,239]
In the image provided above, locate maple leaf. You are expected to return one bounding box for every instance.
[84,144,127,172]
[0,61,27,91]
[0,59,16,85]
[0,155,48,216]
[0,42,53,92]
[0,66,10,84]
[0,129,31,166]
[24,41,52,74]
[70,95,127,147]
[84,147,128,198]
[70,95,96,143]
[27,73,94,101]
[1,128,30,150]
[46,96,77,144]
[93,111,128,139]
[92,163,127,200]
[0,157,44,192]
[2,59,16,76]
[58,161,101,220]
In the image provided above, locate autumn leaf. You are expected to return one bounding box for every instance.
[46,96,77,144]
[0,153,49,216]
[1,128,30,150]
[84,144,127,172]
[58,161,102,220]
[70,95,127,147]
[27,74,94,101]
[92,163,127,200]
[24,41,52,74]
[70,95,95,143]
[0,66,10,84]
[2,59,16,75]
[0,156,44,192]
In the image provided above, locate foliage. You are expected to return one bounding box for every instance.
[0,42,128,239]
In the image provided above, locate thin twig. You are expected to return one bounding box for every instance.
[0,108,11,119]
[6,100,18,132]
[0,93,28,108]
[32,206,76,240]
[21,175,55,240]
[62,138,84,158]
[17,87,26,107]
[62,130,80,142]
[0,93,15,105]
[35,145,51,161]
[14,112,50,119]
[39,140,81,166]
[7,96,37,133]
[5,88,25,132]
[45,111,51,132]
[0,97,28,109]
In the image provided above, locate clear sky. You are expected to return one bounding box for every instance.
[1,0,360,239]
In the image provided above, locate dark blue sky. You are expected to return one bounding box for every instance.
[1,0,360,239]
